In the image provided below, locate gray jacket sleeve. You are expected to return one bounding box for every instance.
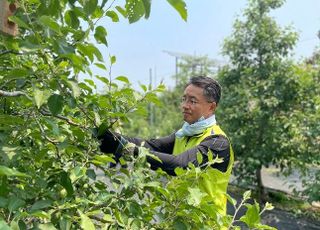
[126,134,230,176]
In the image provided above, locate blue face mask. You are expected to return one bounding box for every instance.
[175,115,216,138]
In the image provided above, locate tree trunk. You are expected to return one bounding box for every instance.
[256,167,268,203]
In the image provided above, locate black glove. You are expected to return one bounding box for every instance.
[98,129,122,154]
[98,129,139,167]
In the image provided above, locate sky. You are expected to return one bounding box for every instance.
[94,0,320,90]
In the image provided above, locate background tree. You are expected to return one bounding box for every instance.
[217,0,301,200]
[296,47,320,202]
[219,0,320,203]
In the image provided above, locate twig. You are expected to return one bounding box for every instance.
[36,119,59,144]
[78,106,97,128]
[107,93,148,129]
[89,215,110,224]
[228,196,248,229]
[0,79,31,89]
[0,50,21,56]
[0,89,32,100]
[39,109,80,127]
[93,0,116,26]
[36,118,63,160]
[0,50,38,56]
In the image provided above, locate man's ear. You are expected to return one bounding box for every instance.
[210,102,217,112]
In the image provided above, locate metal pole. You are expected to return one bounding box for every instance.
[149,68,153,126]
[175,57,178,86]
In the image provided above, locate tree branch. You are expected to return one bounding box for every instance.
[0,89,32,100]
[0,50,37,56]
[39,109,80,127]
[0,50,21,56]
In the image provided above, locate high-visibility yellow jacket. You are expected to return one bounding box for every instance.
[172,124,234,215]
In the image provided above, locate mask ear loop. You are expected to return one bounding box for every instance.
[198,116,205,122]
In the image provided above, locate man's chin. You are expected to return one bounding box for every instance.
[183,116,194,124]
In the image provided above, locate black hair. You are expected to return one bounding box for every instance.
[186,76,221,104]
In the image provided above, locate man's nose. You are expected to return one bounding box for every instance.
[181,101,190,110]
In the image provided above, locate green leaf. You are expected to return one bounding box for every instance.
[155,83,166,92]
[97,123,109,137]
[140,84,147,92]
[115,76,129,84]
[77,44,94,62]
[187,187,205,206]
[0,146,20,160]
[48,94,64,116]
[240,201,261,228]
[8,16,30,29]
[78,43,103,62]
[8,197,25,212]
[254,224,277,230]
[264,202,274,211]
[174,167,185,176]
[30,200,52,212]
[0,197,8,208]
[226,193,237,207]
[37,223,57,230]
[60,171,74,197]
[54,39,75,55]
[106,10,119,22]
[10,221,19,230]
[38,15,61,34]
[65,10,80,28]
[59,216,72,230]
[207,149,213,163]
[70,166,86,183]
[34,89,50,109]
[96,75,109,85]
[83,0,98,15]
[173,218,188,230]
[78,82,92,93]
[125,0,145,23]
[166,0,187,21]
[243,190,251,201]
[110,55,116,64]
[30,211,51,219]
[85,79,96,88]
[94,63,107,70]
[67,81,81,98]
[0,220,11,230]
[94,26,108,46]
[115,6,127,18]
[101,0,108,9]
[5,68,30,80]
[61,53,85,71]
[103,214,113,222]
[0,165,29,177]
[90,45,104,62]
[79,210,95,230]
[142,0,151,18]
[196,152,203,165]
[92,155,116,165]
[86,169,96,180]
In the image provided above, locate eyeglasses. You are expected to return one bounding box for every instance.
[181,97,199,105]
[181,96,214,106]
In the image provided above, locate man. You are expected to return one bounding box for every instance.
[99,76,234,214]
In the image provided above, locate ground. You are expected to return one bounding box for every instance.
[228,166,320,229]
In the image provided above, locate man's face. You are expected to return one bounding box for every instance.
[181,84,216,124]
